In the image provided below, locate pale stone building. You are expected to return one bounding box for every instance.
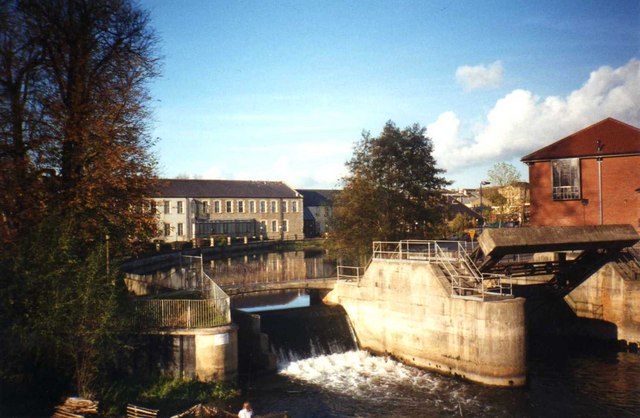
[152,179,304,243]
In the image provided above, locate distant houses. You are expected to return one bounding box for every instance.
[151,179,304,243]
[522,117,640,233]
[296,189,337,237]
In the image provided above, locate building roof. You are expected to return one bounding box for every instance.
[297,189,338,207]
[521,118,640,162]
[155,179,300,198]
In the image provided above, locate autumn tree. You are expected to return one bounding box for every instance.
[0,0,160,407]
[331,121,450,260]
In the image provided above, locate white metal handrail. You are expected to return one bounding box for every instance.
[339,240,512,299]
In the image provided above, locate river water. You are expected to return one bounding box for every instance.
[237,297,640,418]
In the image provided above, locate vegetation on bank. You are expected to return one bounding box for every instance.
[97,377,239,417]
[0,0,163,414]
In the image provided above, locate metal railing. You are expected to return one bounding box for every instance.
[136,254,231,329]
[337,265,365,282]
[137,298,228,329]
[338,240,512,300]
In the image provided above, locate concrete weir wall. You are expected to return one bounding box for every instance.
[325,259,526,386]
[151,325,239,382]
[565,263,640,345]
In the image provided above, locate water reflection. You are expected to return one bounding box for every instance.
[233,290,310,313]
[205,250,336,287]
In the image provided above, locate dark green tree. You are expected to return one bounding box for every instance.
[331,121,450,260]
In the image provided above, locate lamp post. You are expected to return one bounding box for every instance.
[105,234,110,276]
[479,180,491,228]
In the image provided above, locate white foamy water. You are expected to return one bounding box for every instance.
[279,350,485,413]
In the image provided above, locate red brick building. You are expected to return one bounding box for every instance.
[521,118,640,233]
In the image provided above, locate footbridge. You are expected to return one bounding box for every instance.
[473,224,640,297]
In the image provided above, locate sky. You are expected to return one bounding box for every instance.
[140,0,640,190]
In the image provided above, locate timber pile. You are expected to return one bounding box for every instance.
[52,397,99,418]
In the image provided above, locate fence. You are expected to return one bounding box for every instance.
[137,298,229,328]
[137,254,231,329]
[338,240,511,300]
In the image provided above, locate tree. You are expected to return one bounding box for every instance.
[0,0,160,251]
[331,121,450,260]
[0,0,160,407]
[487,162,522,187]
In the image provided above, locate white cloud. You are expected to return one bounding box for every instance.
[455,60,504,91]
[431,58,640,171]
[199,139,351,188]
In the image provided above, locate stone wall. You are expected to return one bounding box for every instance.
[324,259,526,386]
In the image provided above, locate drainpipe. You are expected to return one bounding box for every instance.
[596,140,604,225]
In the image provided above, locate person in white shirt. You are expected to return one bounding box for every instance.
[238,402,253,418]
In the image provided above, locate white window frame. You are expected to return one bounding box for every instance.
[260,220,267,233]
[214,200,221,214]
[177,223,183,236]
[281,200,288,213]
[163,200,170,214]
[202,201,208,214]
[177,200,183,214]
[249,200,256,213]
[260,200,267,213]
[271,219,278,232]
[226,200,233,213]
[164,223,171,236]
[551,158,581,200]
[271,200,278,213]
[282,219,288,232]
[291,200,298,213]
[237,200,245,213]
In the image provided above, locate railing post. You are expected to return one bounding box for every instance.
[187,302,191,328]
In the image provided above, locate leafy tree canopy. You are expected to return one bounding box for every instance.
[330,121,450,260]
[0,0,160,409]
[487,162,522,187]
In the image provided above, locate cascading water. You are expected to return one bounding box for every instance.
[256,304,357,365]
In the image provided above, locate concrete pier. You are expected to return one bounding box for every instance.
[325,257,526,386]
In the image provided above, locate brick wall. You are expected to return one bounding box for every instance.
[528,155,640,233]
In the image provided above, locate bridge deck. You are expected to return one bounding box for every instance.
[221,277,337,296]
[478,224,639,257]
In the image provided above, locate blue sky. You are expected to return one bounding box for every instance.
[141,0,640,189]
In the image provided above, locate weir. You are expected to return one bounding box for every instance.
[325,225,640,387]
[326,240,526,387]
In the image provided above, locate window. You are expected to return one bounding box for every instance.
[291,200,298,213]
[552,158,581,200]
[226,200,233,213]
[149,200,157,213]
[282,219,288,232]
[249,200,256,213]
[164,223,171,236]
[202,201,208,214]
[281,200,288,213]
[238,200,245,213]
[260,200,266,213]
[260,220,267,232]
[177,223,183,236]
[177,201,183,214]
[214,200,221,213]
[163,201,170,214]
[271,220,278,232]
[271,200,278,213]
